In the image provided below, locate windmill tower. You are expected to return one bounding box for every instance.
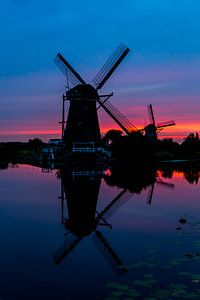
[55,44,136,154]
[143,104,175,140]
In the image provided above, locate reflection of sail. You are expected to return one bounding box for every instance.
[147,177,175,205]
[92,230,127,275]
[156,178,175,188]
[147,183,155,205]
[54,232,83,265]
[97,188,133,220]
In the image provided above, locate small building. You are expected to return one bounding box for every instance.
[49,139,63,145]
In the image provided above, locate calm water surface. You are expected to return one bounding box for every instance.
[0,164,200,299]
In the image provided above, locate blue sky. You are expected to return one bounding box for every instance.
[0,0,200,141]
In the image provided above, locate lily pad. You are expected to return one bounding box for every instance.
[133,280,148,286]
[144,273,154,279]
[106,283,129,290]
[146,263,156,267]
[170,283,187,289]
[182,293,199,299]
[191,279,200,283]
[124,289,141,297]
[191,274,200,280]
[110,291,124,297]
[132,262,146,268]
[145,279,158,285]
[162,265,172,269]
[178,272,191,276]
[117,265,128,271]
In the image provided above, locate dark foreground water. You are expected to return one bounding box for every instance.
[0,164,200,300]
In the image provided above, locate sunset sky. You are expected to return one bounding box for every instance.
[0,0,200,142]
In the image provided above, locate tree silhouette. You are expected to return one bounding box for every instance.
[102,129,123,145]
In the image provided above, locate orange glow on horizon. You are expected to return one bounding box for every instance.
[159,170,185,179]
[0,129,61,136]
[1,121,200,142]
[101,121,200,141]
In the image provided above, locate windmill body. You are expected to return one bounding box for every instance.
[61,167,102,236]
[64,84,101,151]
[144,123,157,140]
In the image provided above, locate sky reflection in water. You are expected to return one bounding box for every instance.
[0,164,200,299]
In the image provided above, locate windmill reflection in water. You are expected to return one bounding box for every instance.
[54,167,132,275]
[53,166,175,274]
[147,176,175,205]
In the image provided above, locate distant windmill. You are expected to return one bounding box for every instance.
[139,104,175,140]
[54,43,137,154]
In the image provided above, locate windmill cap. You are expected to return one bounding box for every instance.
[66,84,99,100]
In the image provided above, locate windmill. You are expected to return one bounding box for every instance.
[54,168,134,274]
[54,43,136,155]
[139,104,175,140]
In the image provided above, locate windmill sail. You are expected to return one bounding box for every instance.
[97,189,133,221]
[55,53,86,87]
[148,104,156,125]
[53,232,83,265]
[97,98,136,134]
[93,43,130,90]
[92,230,127,275]
[147,183,155,205]
[157,120,176,128]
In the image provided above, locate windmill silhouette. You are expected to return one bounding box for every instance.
[139,104,175,140]
[54,168,134,275]
[54,164,168,272]
[55,44,136,155]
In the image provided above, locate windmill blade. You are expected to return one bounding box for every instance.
[54,53,86,87]
[53,232,83,265]
[93,43,125,86]
[97,189,133,221]
[91,230,127,275]
[156,120,175,128]
[60,182,66,224]
[147,179,174,205]
[97,98,136,135]
[93,43,130,90]
[147,183,155,205]
[148,104,156,125]
[100,99,137,131]
[156,178,175,188]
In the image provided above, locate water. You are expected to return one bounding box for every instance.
[0,164,200,299]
